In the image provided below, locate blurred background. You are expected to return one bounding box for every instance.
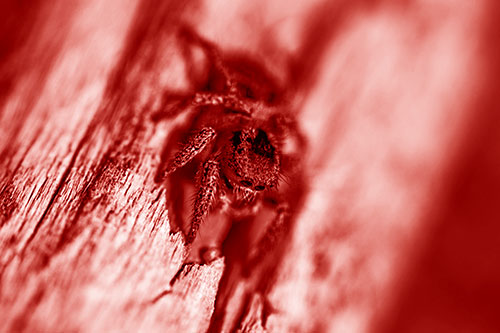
[1,0,499,332]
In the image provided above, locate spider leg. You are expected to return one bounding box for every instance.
[157,127,216,182]
[150,92,193,121]
[187,158,220,244]
[192,92,260,117]
[246,203,290,269]
[177,25,241,93]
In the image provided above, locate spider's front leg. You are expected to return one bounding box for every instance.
[187,158,220,244]
[156,127,216,182]
[246,203,291,270]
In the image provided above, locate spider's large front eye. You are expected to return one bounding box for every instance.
[252,129,275,158]
[240,180,252,187]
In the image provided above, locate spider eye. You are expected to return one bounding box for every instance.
[253,129,275,158]
[240,180,252,187]
[255,185,265,191]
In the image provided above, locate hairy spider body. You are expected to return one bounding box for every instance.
[166,119,283,243]
[154,25,308,331]
[155,26,306,265]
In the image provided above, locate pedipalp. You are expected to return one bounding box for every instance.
[158,127,216,181]
[187,158,220,244]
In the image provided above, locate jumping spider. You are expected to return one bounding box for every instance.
[155,27,306,266]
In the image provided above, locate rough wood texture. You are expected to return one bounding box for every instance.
[1,0,500,332]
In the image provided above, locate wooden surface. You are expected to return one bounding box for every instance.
[1,0,500,332]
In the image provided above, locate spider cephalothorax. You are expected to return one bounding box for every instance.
[163,120,285,242]
[222,127,280,201]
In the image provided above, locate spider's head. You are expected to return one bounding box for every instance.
[225,127,280,193]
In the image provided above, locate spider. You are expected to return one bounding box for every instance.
[155,26,306,267]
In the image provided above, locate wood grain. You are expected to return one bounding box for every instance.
[1,0,499,332]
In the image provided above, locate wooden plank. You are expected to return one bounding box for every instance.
[1,0,497,332]
[0,1,224,332]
